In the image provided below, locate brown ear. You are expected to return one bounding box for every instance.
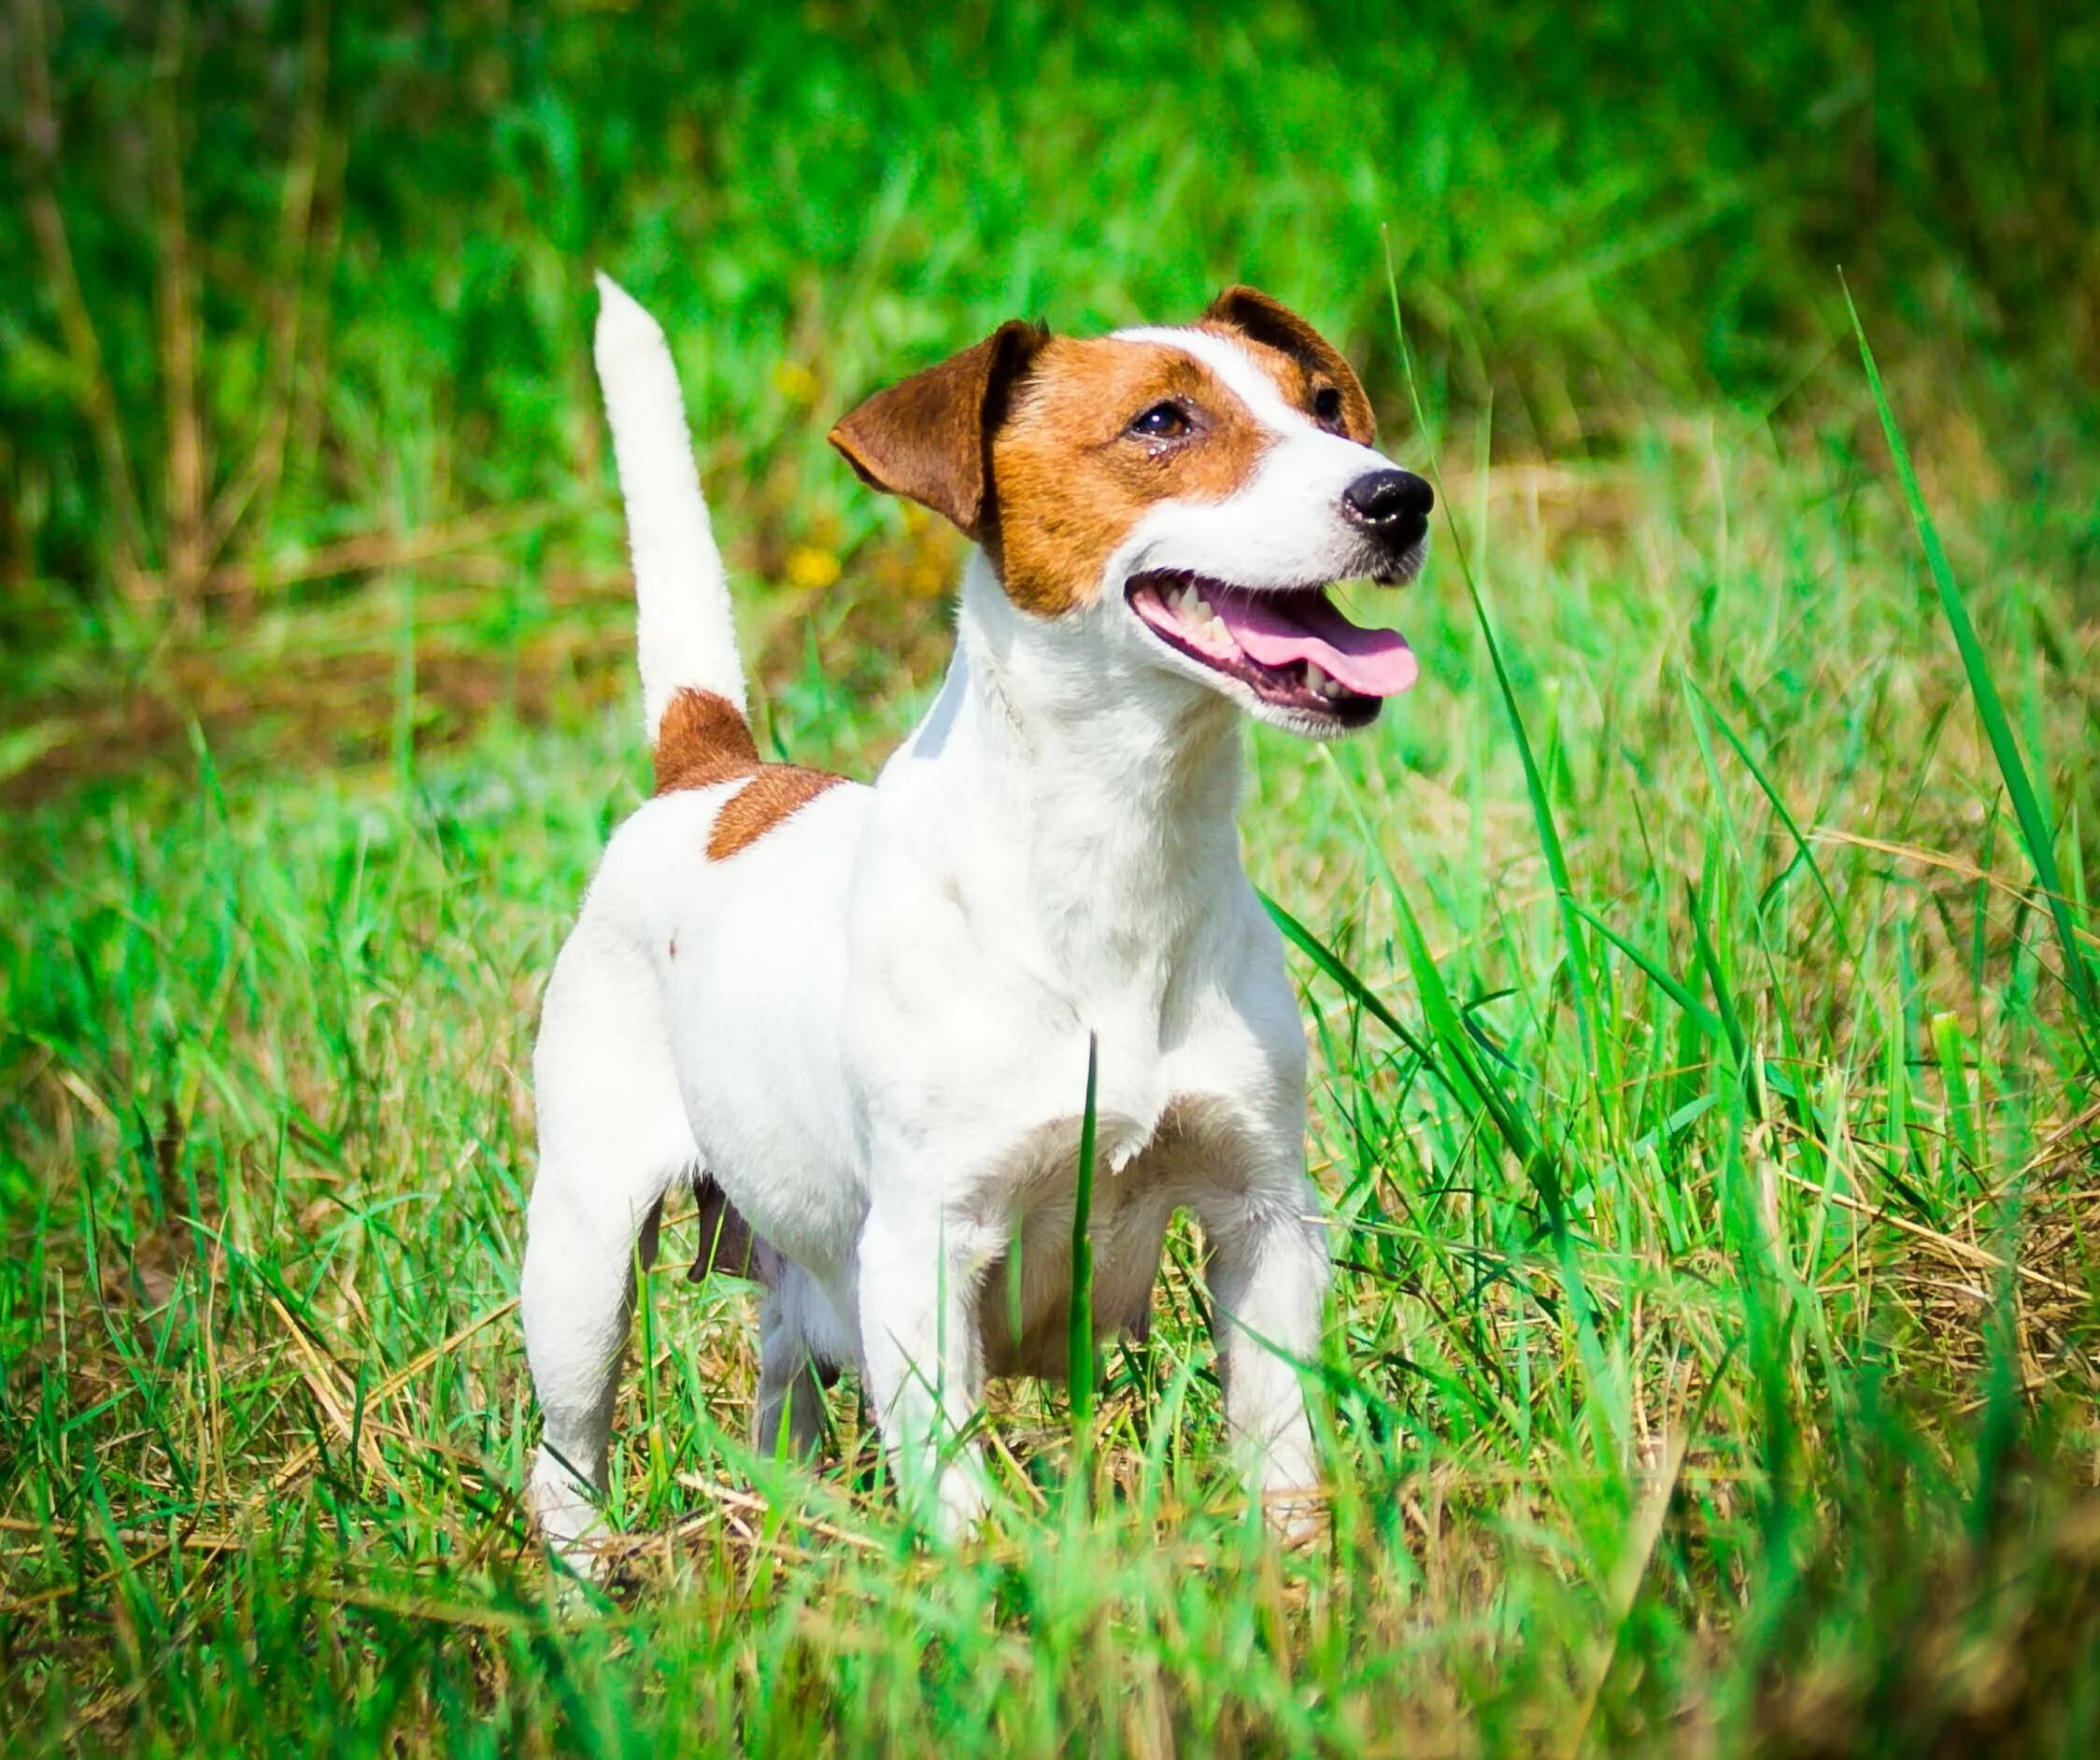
[828,319,1050,541]
[1202,285,1376,445]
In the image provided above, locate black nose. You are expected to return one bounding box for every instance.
[1341,470,1434,544]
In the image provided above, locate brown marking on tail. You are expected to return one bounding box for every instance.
[652,686,846,858]
[653,688,761,793]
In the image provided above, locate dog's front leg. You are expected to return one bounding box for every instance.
[855,1194,995,1539]
[1197,1176,1330,1529]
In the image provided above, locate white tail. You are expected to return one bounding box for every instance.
[592,273,747,733]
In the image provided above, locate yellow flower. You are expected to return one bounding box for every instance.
[785,546,842,590]
[772,361,821,406]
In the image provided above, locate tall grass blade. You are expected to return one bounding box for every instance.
[1320,748,1565,1222]
[1383,232,1605,1090]
[1687,877,1752,1074]
[1680,673,1854,963]
[1068,1031,1100,1434]
[1843,280,2097,1043]
[1261,890,1436,1067]
[1568,899,1726,1043]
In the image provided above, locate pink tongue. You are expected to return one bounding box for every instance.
[1214,590,1419,697]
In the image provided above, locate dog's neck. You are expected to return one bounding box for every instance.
[894,553,1249,979]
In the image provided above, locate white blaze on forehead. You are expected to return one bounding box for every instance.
[1105,326,1399,590]
[1109,325,1316,436]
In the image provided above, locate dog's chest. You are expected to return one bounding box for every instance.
[973,1094,1240,1378]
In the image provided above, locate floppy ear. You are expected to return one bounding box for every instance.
[828,319,1050,541]
[1203,285,1376,445]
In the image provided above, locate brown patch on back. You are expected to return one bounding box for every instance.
[1200,284,1376,446]
[989,336,1276,616]
[706,765,844,859]
[652,684,846,859]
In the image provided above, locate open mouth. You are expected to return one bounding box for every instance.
[1125,571,1417,726]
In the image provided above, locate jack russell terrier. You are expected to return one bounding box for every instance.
[522,277,1430,1559]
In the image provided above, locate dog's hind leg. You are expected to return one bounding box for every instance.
[752,1259,839,1460]
[521,924,696,1569]
[687,1185,830,1459]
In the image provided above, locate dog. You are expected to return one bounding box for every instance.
[522,277,1430,1559]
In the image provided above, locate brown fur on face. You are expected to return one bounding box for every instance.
[1199,285,1376,447]
[827,287,1375,618]
[653,687,844,859]
[988,337,1278,616]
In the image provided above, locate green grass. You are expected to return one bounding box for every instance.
[5,3,2100,1754]
[6,399,2096,1753]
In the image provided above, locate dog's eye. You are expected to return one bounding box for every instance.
[1129,402,1192,440]
[1312,385,1345,428]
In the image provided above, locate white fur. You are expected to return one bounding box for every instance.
[593,273,746,730]
[522,291,1429,1564]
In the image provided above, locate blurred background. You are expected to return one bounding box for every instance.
[5,0,2096,799]
[8,7,2100,1749]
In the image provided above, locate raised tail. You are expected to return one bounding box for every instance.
[592,274,747,736]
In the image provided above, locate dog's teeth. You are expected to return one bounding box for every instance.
[1192,595,1215,621]
[1301,661,1342,702]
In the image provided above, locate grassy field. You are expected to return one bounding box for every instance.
[5,3,2100,1753]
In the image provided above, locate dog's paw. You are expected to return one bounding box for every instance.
[1253,1432,1327,1547]
[1259,1483,1329,1549]
[527,1452,615,1581]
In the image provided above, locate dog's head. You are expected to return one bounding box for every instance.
[830,287,1428,736]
